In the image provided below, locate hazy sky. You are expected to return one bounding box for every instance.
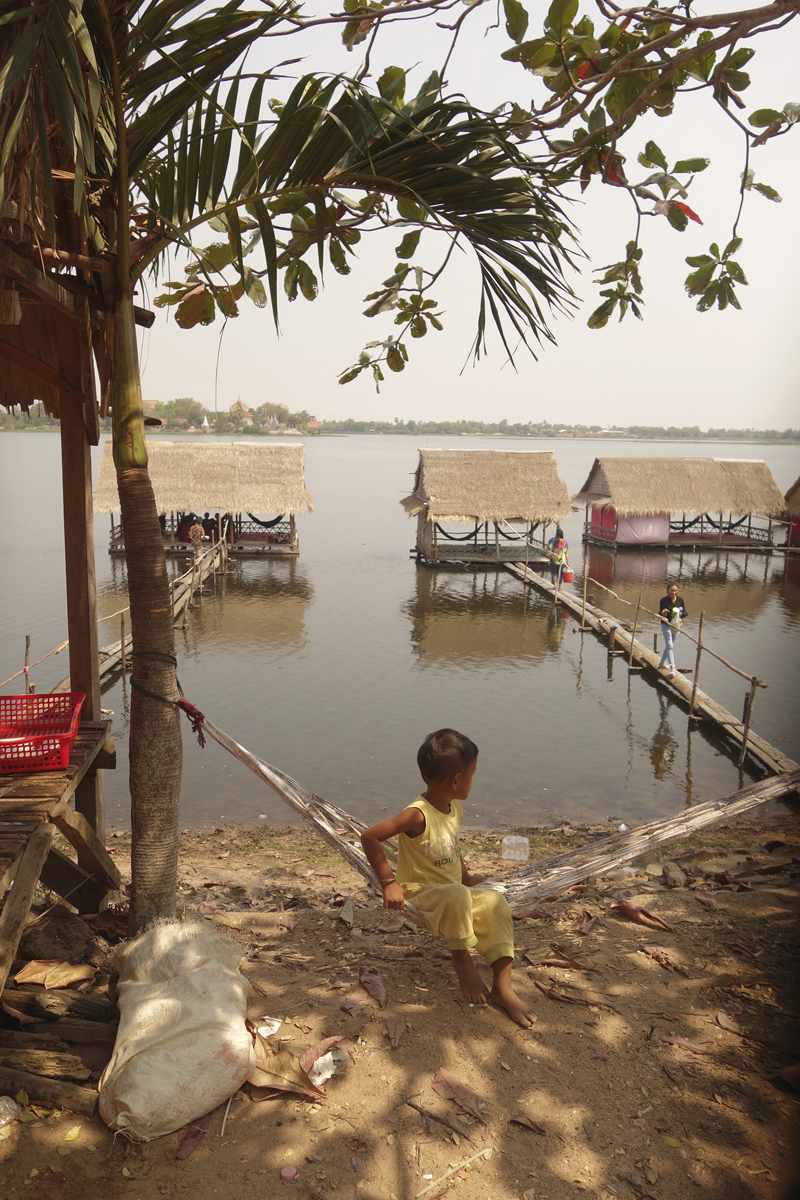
[135,3,800,429]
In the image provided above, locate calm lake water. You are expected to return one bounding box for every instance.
[1,433,798,831]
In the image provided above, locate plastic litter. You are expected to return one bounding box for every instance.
[501,836,530,862]
[308,1046,350,1086]
[618,823,628,832]
[280,1166,298,1181]
[0,1097,20,1126]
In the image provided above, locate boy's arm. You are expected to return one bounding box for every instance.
[361,808,425,910]
[460,854,486,888]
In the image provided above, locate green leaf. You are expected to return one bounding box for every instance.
[546,0,578,40]
[501,37,556,71]
[748,108,785,127]
[754,181,781,202]
[722,237,742,259]
[339,366,364,385]
[378,66,406,107]
[410,314,427,338]
[587,297,617,329]
[395,230,421,259]
[386,344,406,372]
[329,238,351,275]
[697,284,719,312]
[685,254,713,268]
[503,0,529,44]
[673,157,709,173]
[297,260,319,301]
[284,261,299,302]
[175,285,216,329]
[723,70,750,92]
[685,263,716,296]
[397,198,424,221]
[643,140,668,171]
[784,102,800,123]
[726,260,748,285]
[667,204,688,232]
[727,47,755,71]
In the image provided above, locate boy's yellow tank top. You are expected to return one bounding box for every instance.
[396,796,463,887]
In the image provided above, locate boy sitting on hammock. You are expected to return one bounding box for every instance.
[361,729,535,1028]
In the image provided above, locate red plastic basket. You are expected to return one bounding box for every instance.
[0,692,86,775]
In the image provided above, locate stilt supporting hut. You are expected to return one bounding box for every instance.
[402,449,571,567]
[573,457,785,551]
[0,247,121,994]
[94,441,314,558]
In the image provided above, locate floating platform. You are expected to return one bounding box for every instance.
[412,543,549,566]
[583,530,780,553]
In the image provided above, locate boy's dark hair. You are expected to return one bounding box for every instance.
[417,728,478,783]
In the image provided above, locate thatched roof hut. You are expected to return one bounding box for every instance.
[573,457,785,518]
[94,441,314,515]
[784,475,800,519]
[401,449,571,524]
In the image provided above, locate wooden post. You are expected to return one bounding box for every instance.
[688,611,705,722]
[767,517,773,546]
[433,521,438,563]
[59,396,103,841]
[581,566,588,631]
[738,679,758,768]
[718,511,724,546]
[628,556,646,670]
[120,614,126,672]
[494,522,500,562]
[290,513,296,549]
[24,635,30,693]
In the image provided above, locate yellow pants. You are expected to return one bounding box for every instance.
[403,882,514,967]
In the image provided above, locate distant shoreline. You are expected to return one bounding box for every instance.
[2,428,798,446]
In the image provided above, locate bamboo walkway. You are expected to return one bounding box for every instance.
[51,541,228,694]
[504,563,798,778]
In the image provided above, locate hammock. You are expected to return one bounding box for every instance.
[247,513,285,528]
[180,707,800,916]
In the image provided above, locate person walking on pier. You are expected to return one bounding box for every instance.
[658,583,687,679]
[547,526,570,586]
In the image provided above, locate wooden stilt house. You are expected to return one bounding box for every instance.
[94,441,314,558]
[401,449,571,566]
[573,457,786,551]
[784,476,800,549]
[0,255,121,999]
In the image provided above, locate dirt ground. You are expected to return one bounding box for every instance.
[2,811,800,1200]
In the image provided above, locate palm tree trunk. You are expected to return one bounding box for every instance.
[112,296,182,933]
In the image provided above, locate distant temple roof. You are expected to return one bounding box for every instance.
[573,457,785,518]
[230,397,250,415]
[400,449,571,524]
[94,441,314,514]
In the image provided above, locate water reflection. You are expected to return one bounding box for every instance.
[649,693,678,781]
[404,569,552,667]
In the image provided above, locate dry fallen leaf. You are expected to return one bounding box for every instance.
[386,1015,407,1049]
[538,946,590,971]
[533,980,607,1011]
[333,970,359,991]
[176,1115,212,1160]
[248,1046,323,1101]
[578,910,597,935]
[695,889,718,909]
[509,1115,546,1135]
[640,945,688,975]
[298,1036,352,1075]
[341,996,363,1017]
[610,900,673,931]
[377,913,406,934]
[661,1036,710,1055]
[278,913,297,932]
[430,1067,486,1123]
[359,964,387,1008]
[715,1011,745,1037]
[339,898,354,928]
[14,961,96,990]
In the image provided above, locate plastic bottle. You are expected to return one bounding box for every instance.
[501,836,530,862]
[0,1097,20,1126]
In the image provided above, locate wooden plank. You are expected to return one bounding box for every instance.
[75,295,100,445]
[0,1048,91,1082]
[505,563,798,776]
[92,740,116,771]
[0,1066,97,1115]
[39,847,109,913]
[0,335,83,399]
[0,824,55,992]
[0,241,76,315]
[51,806,121,891]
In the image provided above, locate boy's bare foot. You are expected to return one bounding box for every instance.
[452,950,490,1005]
[490,958,536,1028]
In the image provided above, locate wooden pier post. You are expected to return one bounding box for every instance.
[718,511,724,547]
[628,557,646,671]
[433,521,439,563]
[120,615,127,673]
[24,635,30,693]
[494,523,500,563]
[738,679,758,768]
[581,568,588,631]
[688,611,704,723]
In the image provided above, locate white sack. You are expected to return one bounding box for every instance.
[99,919,255,1139]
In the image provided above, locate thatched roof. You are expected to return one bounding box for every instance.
[785,475,800,518]
[573,457,785,518]
[93,441,314,514]
[401,449,571,524]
